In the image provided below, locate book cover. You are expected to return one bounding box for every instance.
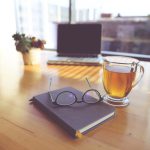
[31,87,115,138]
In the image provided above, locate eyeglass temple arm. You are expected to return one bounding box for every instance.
[49,78,55,103]
[85,77,92,88]
[85,77,104,101]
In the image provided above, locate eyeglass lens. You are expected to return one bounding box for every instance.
[83,90,101,103]
[56,91,76,106]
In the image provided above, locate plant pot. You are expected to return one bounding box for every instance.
[22,48,41,65]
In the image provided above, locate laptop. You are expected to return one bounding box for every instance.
[47,23,102,66]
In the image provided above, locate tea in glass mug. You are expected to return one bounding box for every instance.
[102,56,144,107]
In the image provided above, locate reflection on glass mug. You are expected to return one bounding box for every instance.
[102,56,144,107]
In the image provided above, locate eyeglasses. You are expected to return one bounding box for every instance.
[48,78,102,106]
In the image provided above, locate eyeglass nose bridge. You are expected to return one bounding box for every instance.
[76,100,83,103]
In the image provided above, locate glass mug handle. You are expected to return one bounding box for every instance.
[132,63,144,87]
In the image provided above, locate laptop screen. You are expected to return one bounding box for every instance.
[57,23,101,57]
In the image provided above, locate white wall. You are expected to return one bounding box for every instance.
[0,0,16,50]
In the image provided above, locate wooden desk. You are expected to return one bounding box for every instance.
[0,50,150,150]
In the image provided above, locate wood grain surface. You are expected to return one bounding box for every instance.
[0,48,150,150]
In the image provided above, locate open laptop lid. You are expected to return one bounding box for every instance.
[57,23,102,57]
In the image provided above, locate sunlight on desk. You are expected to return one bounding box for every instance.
[46,65,102,83]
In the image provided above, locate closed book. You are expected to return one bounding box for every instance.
[32,87,115,138]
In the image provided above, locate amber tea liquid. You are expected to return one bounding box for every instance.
[103,65,136,99]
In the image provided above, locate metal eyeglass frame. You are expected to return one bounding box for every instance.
[48,77,102,106]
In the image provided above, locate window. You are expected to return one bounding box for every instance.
[14,0,150,59]
[72,0,150,59]
[15,0,69,49]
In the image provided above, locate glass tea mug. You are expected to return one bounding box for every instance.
[102,56,144,107]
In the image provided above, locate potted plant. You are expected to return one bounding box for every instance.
[12,33,46,65]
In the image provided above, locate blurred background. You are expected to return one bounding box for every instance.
[1,0,150,57]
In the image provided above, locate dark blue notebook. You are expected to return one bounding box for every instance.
[31,87,115,138]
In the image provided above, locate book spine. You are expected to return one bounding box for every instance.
[33,98,77,138]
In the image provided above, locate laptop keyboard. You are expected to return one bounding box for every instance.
[47,56,103,66]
